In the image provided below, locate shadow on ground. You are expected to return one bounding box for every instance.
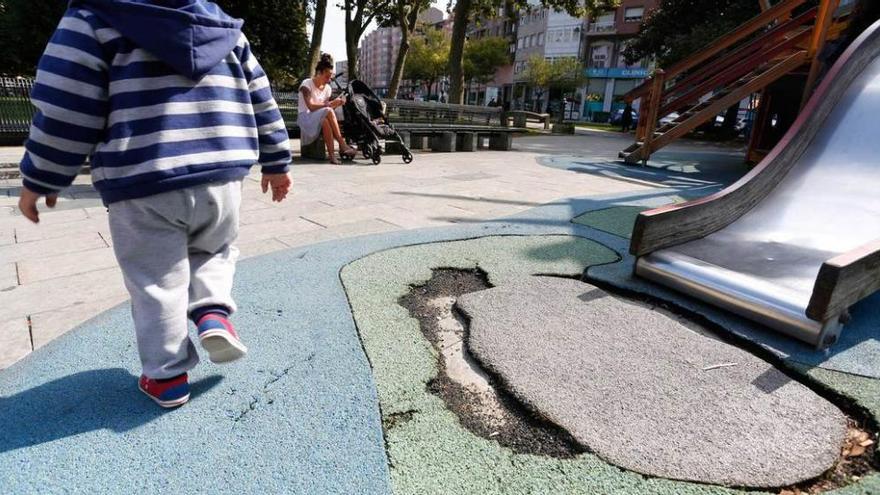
[0,368,222,454]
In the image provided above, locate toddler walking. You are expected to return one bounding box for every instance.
[18,0,292,407]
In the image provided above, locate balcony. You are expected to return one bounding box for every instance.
[587,21,616,35]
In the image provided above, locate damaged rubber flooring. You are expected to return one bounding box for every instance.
[458,276,846,488]
[342,235,880,494]
[398,269,584,459]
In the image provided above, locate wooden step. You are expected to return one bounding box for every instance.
[618,142,644,160]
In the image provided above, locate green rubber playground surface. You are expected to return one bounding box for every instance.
[340,235,880,494]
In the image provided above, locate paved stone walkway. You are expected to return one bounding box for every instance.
[2,132,737,370]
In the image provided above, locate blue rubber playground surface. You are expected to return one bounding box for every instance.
[2,156,880,493]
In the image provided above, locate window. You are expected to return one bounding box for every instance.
[590,11,616,33]
[590,44,612,68]
[538,33,544,45]
[518,38,524,49]
[624,7,644,23]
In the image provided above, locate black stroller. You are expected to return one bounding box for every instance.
[333,77,413,165]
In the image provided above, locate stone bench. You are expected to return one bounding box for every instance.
[395,125,523,152]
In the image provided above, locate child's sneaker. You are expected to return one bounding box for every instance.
[197,313,247,364]
[139,373,190,408]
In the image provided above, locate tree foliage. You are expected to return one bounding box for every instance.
[0,0,308,85]
[343,0,394,79]
[404,27,451,96]
[386,0,432,98]
[447,0,618,104]
[622,0,761,67]
[215,0,309,87]
[463,35,509,84]
[522,55,584,112]
[522,55,585,93]
[0,0,67,76]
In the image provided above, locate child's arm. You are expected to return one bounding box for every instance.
[238,37,292,176]
[19,9,109,222]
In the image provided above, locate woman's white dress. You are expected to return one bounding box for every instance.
[296,78,332,145]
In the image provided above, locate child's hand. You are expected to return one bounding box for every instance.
[261,172,292,202]
[18,186,58,223]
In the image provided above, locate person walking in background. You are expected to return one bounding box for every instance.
[297,54,356,165]
[17,0,292,408]
[621,102,635,133]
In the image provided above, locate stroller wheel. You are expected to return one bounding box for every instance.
[362,146,372,159]
[372,153,381,165]
[341,153,355,162]
[402,152,414,164]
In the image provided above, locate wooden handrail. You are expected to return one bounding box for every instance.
[640,70,666,163]
[659,27,812,116]
[624,0,809,103]
[802,0,842,108]
[661,7,818,107]
[651,51,807,152]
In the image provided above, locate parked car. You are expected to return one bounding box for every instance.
[658,112,680,126]
[610,108,638,126]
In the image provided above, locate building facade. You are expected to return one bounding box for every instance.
[358,26,401,95]
[335,61,348,87]
[358,7,445,96]
[509,8,586,114]
[582,0,659,119]
[466,6,518,106]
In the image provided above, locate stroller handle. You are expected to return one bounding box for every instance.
[331,73,349,95]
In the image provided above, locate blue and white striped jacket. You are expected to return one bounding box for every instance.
[20,0,291,204]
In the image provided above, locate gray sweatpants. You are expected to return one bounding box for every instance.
[109,179,242,379]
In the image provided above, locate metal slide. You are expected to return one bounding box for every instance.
[633,21,880,349]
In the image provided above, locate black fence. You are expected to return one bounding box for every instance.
[0,79,505,139]
[0,77,36,135]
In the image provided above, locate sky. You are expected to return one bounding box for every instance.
[317,2,448,63]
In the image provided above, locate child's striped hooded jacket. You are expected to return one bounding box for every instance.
[20,0,291,204]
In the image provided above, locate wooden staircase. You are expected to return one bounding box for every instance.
[620,0,846,165]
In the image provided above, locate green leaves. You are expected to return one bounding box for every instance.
[622,0,761,67]
[0,0,67,76]
[522,55,585,92]
[404,27,452,82]
[215,0,309,87]
[464,36,510,83]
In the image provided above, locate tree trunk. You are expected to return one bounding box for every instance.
[388,39,409,99]
[307,0,327,76]
[388,4,420,99]
[346,35,360,81]
[344,0,363,80]
[447,0,472,104]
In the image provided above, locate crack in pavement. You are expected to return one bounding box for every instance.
[227,365,296,423]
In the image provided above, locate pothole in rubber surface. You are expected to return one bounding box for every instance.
[399,268,879,492]
[398,268,585,458]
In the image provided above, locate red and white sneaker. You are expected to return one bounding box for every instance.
[139,373,190,408]
[197,313,247,364]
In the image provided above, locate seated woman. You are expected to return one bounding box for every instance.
[297,54,356,164]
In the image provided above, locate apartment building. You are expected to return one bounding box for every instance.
[358,7,445,96]
[510,7,587,113]
[335,60,348,87]
[582,0,659,118]
[466,6,517,105]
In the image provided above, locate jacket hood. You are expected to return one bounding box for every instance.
[70,0,243,80]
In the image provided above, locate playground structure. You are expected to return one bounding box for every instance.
[621,0,853,165]
[630,17,880,349]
